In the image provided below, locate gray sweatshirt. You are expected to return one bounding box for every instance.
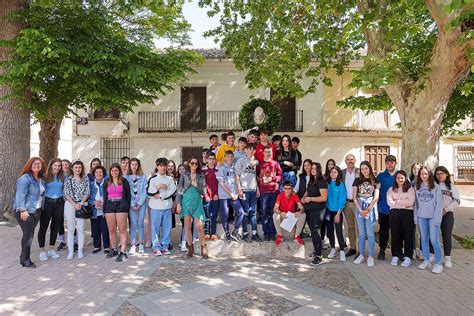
[234,155,258,192]
[414,183,443,226]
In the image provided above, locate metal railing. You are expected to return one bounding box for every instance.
[138,110,304,132]
[323,110,399,132]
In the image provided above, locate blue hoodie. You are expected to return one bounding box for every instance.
[326,180,347,212]
[376,169,397,214]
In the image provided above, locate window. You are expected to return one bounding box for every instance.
[455,145,474,183]
[93,109,121,119]
[364,146,390,175]
[100,138,131,169]
[270,89,296,131]
[181,146,204,165]
[181,87,206,131]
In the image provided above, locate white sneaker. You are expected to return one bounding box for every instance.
[39,251,48,261]
[354,255,364,265]
[78,249,84,259]
[67,252,74,260]
[444,256,452,268]
[47,250,60,259]
[432,264,443,274]
[429,254,435,263]
[138,244,145,254]
[418,250,424,261]
[327,248,337,259]
[367,257,374,267]
[391,257,399,266]
[180,242,187,252]
[401,257,412,268]
[129,245,136,255]
[340,251,346,262]
[418,260,431,270]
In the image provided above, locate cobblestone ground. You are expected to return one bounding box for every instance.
[0,218,473,315]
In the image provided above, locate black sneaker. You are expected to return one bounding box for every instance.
[104,249,110,254]
[311,256,323,266]
[345,248,357,257]
[116,251,128,262]
[231,231,242,242]
[106,249,118,258]
[377,251,385,260]
[243,233,252,243]
[57,242,66,251]
[264,234,271,242]
[252,234,263,242]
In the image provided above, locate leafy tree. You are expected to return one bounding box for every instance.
[0,0,30,218]
[201,0,474,168]
[1,0,201,164]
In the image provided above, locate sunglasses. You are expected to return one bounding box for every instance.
[190,162,199,166]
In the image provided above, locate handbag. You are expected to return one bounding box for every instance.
[69,177,92,219]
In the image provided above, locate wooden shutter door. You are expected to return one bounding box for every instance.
[181,87,206,131]
[271,89,296,131]
[364,146,390,175]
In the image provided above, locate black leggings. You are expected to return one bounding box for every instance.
[15,210,41,262]
[430,212,454,256]
[326,211,345,251]
[389,209,414,259]
[38,198,64,248]
[307,208,325,257]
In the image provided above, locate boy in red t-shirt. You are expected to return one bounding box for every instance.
[202,152,219,241]
[273,181,306,246]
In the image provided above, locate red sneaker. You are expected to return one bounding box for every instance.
[275,234,283,246]
[294,235,305,246]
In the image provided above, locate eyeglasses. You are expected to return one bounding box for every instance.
[32,162,42,166]
[190,162,199,166]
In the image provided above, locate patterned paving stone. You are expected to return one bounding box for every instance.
[113,300,145,316]
[131,261,235,297]
[201,286,301,316]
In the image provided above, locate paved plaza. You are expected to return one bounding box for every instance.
[0,192,473,315]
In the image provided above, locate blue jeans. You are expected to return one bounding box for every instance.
[220,198,244,235]
[150,208,172,251]
[280,171,297,192]
[129,204,146,245]
[419,218,442,264]
[241,191,258,234]
[260,192,278,236]
[203,200,219,235]
[356,212,377,257]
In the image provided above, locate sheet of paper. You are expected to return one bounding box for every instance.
[280,212,297,232]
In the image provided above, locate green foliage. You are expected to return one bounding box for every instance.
[239,98,282,135]
[201,0,472,134]
[460,235,474,249]
[0,0,202,120]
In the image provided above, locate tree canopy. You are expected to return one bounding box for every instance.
[201,0,473,136]
[0,0,202,120]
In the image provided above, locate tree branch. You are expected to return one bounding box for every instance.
[425,0,451,29]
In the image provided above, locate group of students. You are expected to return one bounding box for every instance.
[13,129,460,273]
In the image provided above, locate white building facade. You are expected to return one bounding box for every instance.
[35,50,473,183]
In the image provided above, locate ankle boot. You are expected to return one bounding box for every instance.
[201,244,209,259]
[187,243,194,258]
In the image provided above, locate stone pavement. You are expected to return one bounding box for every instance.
[0,203,473,315]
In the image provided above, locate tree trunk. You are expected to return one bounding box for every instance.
[397,101,443,171]
[0,0,30,219]
[39,119,62,166]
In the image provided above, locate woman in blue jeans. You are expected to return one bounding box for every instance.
[352,161,380,267]
[277,135,299,191]
[414,165,443,274]
[14,157,46,268]
[125,158,148,255]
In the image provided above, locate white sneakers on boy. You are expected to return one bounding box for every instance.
[401,257,411,268]
[327,248,337,259]
[391,257,399,266]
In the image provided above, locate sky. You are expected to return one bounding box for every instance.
[154,1,220,48]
